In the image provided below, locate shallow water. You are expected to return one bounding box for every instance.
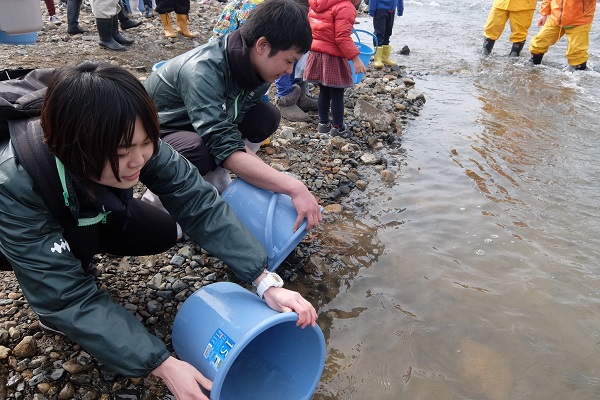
[312,2,600,399]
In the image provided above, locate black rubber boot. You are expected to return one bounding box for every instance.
[482,37,495,55]
[509,41,525,57]
[118,0,143,30]
[569,62,587,71]
[530,53,544,65]
[112,15,134,46]
[96,17,125,51]
[67,0,87,34]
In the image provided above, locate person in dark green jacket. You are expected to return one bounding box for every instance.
[0,61,317,399]
[144,0,323,233]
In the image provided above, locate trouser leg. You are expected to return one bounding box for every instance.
[154,0,174,14]
[67,0,86,34]
[97,199,178,256]
[529,19,563,56]
[483,7,509,40]
[237,101,280,143]
[507,9,535,43]
[372,9,388,47]
[564,23,591,66]
[318,84,331,124]
[382,11,394,46]
[329,87,345,127]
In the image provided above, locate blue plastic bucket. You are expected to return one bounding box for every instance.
[221,178,310,271]
[172,282,326,400]
[152,60,167,72]
[0,31,37,45]
[349,29,378,84]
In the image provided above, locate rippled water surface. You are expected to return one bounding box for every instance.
[312,2,600,399]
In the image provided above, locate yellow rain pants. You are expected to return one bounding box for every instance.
[483,7,535,42]
[529,19,591,66]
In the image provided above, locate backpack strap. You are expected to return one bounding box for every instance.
[8,118,71,221]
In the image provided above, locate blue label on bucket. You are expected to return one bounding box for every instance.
[204,329,236,371]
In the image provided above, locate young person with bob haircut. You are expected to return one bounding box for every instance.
[0,61,317,399]
[144,0,323,232]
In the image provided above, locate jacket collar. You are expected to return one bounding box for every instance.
[227,30,265,91]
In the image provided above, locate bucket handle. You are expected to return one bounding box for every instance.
[352,29,378,48]
[265,194,279,259]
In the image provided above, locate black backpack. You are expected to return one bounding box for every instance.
[0,68,69,223]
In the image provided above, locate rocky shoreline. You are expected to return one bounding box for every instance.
[0,2,425,399]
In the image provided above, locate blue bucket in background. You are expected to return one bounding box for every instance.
[349,29,378,84]
[221,178,311,271]
[0,31,37,45]
[172,282,326,400]
[152,60,167,72]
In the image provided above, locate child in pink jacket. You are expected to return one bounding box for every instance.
[303,0,366,138]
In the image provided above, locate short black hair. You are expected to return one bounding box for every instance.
[240,0,312,56]
[41,61,160,183]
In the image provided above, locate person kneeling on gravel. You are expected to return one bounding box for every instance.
[143,0,323,232]
[0,61,318,400]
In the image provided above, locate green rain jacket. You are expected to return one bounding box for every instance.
[144,31,271,167]
[0,138,268,377]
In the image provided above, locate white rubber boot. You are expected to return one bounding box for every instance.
[203,167,232,194]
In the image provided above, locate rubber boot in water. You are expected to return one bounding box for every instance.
[568,62,587,71]
[529,53,543,65]
[482,37,495,55]
[509,41,525,57]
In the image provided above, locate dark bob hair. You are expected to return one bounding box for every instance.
[40,61,160,183]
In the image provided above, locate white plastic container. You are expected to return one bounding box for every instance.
[0,0,43,34]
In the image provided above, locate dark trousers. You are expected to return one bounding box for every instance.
[43,0,57,16]
[0,199,178,272]
[161,100,280,174]
[154,0,191,14]
[373,10,395,46]
[318,85,345,127]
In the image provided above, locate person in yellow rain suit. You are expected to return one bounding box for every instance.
[529,0,597,70]
[482,0,538,57]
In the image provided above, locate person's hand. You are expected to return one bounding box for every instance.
[352,57,367,74]
[289,183,322,231]
[152,356,213,399]
[537,15,548,27]
[262,287,318,328]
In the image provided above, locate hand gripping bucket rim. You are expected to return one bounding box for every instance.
[221,178,311,271]
[172,282,327,400]
[349,29,378,84]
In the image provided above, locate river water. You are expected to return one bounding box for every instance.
[311,1,600,399]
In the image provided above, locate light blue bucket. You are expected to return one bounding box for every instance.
[349,29,378,83]
[0,31,37,45]
[221,178,311,271]
[172,282,326,400]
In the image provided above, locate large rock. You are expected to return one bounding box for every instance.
[353,99,396,132]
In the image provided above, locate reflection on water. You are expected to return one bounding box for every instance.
[311,3,600,399]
